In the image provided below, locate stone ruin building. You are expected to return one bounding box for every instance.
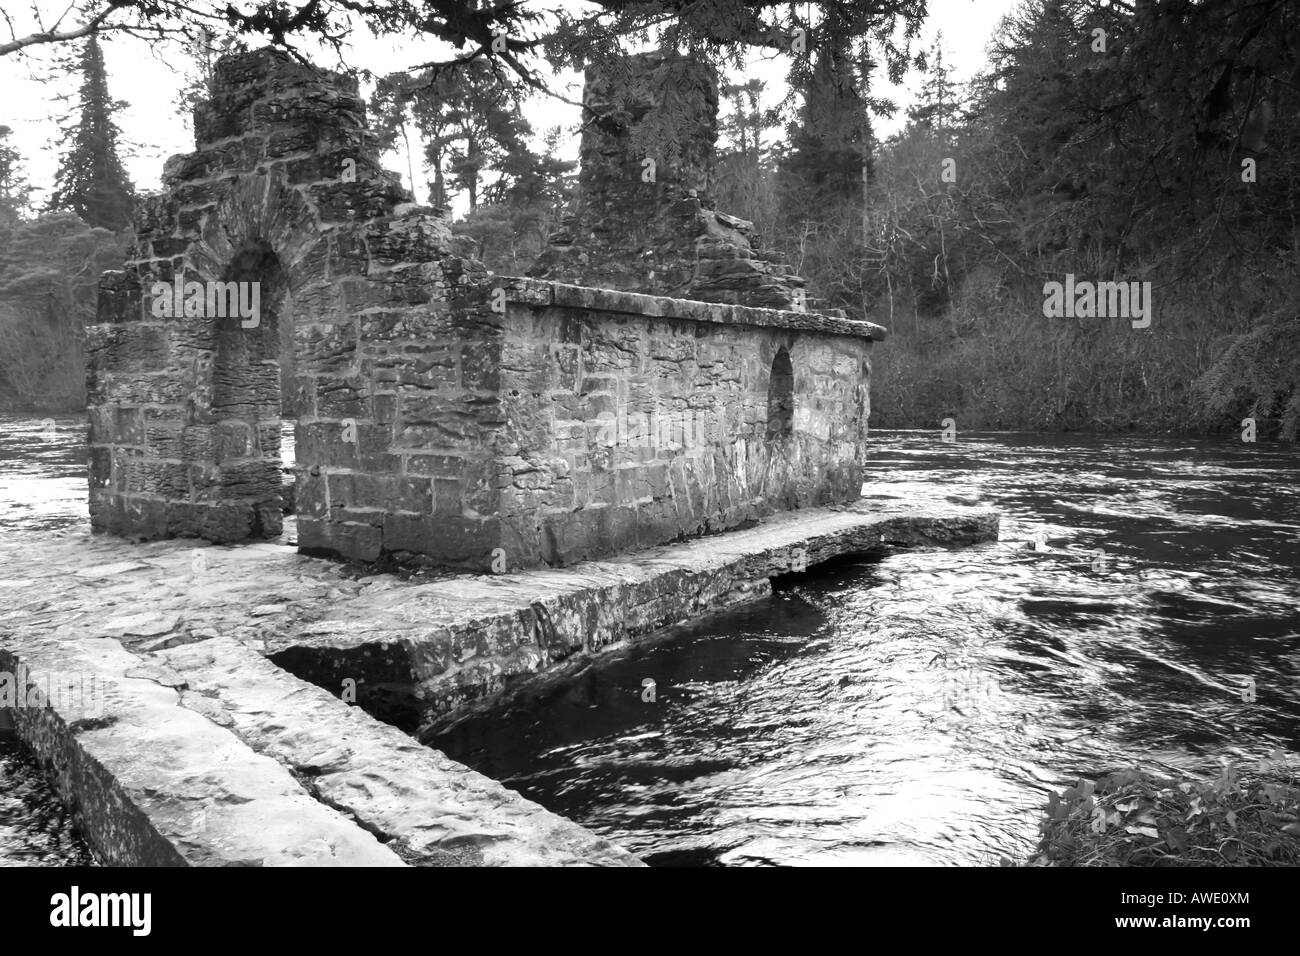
[86,48,885,572]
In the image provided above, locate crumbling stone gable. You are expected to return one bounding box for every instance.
[529,51,807,311]
[87,48,504,564]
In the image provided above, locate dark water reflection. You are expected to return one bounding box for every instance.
[430,432,1300,866]
[0,735,95,866]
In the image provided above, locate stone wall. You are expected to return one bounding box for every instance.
[492,280,875,567]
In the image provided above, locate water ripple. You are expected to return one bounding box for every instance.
[431,431,1300,866]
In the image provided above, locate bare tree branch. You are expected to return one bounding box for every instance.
[0,4,116,57]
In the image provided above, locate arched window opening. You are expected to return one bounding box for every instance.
[766,346,794,440]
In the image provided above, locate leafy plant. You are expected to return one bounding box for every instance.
[1031,752,1300,866]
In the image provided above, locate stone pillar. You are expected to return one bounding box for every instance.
[529,51,805,310]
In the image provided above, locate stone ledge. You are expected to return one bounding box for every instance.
[266,495,996,729]
[0,538,645,866]
[0,634,405,867]
[155,638,643,867]
[498,276,888,341]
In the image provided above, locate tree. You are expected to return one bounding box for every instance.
[453,123,575,275]
[776,3,898,224]
[714,79,780,250]
[0,211,126,410]
[488,126,575,209]
[907,33,962,132]
[780,38,875,207]
[374,60,575,269]
[719,78,770,159]
[46,35,134,231]
[3,2,930,132]
[441,66,533,210]
[0,125,34,228]
[372,60,537,210]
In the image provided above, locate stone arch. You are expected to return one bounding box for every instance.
[85,49,411,548]
[176,174,334,541]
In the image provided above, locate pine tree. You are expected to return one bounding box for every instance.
[719,79,770,160]
[47,36,135,231]
[371,61,535,211]
[778,9,874,213]
[0,125,34,228]
[908,34,963,133]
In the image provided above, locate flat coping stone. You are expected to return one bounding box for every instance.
[0,631,405,867]
[498,275,888,341]
[156,637,643,867]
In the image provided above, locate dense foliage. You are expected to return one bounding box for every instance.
[1033,755,1300,866]
[769,0,1300,439]
[0,212,126,410]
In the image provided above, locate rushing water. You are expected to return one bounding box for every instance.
[2,416,1298,866]
[0,415,97,864]
[0,735,96,866]
[430,432,1300,866]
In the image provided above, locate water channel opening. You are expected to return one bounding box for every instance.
[766,346,794,440]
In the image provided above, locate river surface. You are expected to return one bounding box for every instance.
[2,415,1297,866]
[0,735,95,866]
[430,430,1300,866]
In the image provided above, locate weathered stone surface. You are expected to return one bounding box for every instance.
[527,51,805,310]
[5,494,996,727]
[0,633,404,866]
[508,278,884,340]
[157,638,641,866]
[487,280,881,566]
[0,536,645,865]
[85,48,453,562]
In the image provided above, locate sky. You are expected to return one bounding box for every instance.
[0,0,1019,218]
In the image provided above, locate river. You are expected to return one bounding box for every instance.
[2,415,1297,865]
[428,431,1300,865]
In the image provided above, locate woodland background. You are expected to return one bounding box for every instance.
[1,0,1296,439]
